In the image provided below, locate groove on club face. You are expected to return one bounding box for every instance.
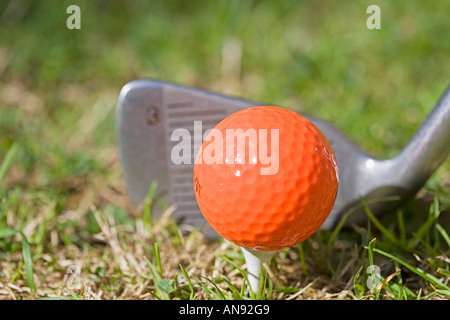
[117,79,450,234]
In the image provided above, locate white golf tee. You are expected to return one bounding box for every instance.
[241,247,276,294]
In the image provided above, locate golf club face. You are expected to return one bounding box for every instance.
[117,79,259,236]
[117,79,450,235]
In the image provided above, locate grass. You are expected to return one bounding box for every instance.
[0,183,448,300]
[0,1,449,300]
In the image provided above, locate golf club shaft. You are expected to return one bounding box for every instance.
[395,84,450,187]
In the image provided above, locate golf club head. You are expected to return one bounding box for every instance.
[117,79,450,236]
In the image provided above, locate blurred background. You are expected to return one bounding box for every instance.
[0,0,449,300]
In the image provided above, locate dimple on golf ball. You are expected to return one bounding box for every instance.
[193,106,339,251]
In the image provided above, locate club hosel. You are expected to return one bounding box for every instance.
[392,84,450,189]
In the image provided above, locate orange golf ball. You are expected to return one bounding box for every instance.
[193,106,339,251]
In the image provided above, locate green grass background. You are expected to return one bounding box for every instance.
[0,0,449,300]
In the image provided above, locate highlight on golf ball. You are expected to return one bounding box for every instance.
[193,106,339,251]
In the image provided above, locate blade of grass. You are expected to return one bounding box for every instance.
[383,280,416,300]
[435,224,450,248]
[407,197,440,250]
[11,256,24,283]
[353,266,364,299]
[297,243,309,277]
[416,288,422,300]
[325,208,353,255]
[20,231,36,293]
[154,242,162,277]
[201,276,227,300]
[219,254,256,299]
[372,247,450,291]
[148,291,163,300]
[145,255,160,282]
[144,256,170,300]
[437,268,450,277]
[0,227,19,238]
[179,264,195,300]
[0,228,36,292]
[256,269,269,300]
[220,276,242,300]
[433,223,440,252]
[195,279,214,300]
[360,197,398,244]
[327,196,401,254]
[365,238,381,299]
[68,290,83,300]
[143,181,158,229]
[394,262,405,300]
[416,236,440,257]
[434,289,450,297]
[219,254,249,283]
[0,143,19,184]
[367,238,376,269]
[396,210,406,245]
[425,291,439,300]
